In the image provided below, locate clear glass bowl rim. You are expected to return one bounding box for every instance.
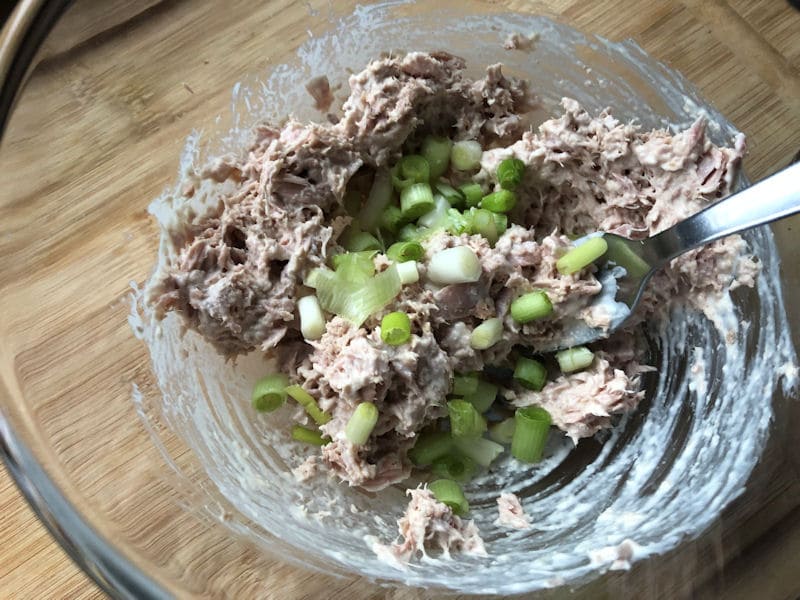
[0,0,170,597]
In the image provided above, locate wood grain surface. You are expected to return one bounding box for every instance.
[1,0,799,598]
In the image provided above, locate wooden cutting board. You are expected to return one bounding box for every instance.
[1,0,799,598]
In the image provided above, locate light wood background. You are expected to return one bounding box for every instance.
[1,0,799,598]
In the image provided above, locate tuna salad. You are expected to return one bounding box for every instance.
[146,51,756,560]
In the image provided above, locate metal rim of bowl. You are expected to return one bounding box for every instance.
[0,1,170,598]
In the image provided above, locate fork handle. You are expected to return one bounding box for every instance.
[647,162,800,266]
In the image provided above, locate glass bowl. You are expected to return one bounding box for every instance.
[1,0,799,598]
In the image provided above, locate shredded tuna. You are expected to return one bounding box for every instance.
[146,51,756,493]
[305,75,336,112]
[495,493,531,529]
[503,32,539,51]
[511,353,644,442]
[378,487,486,562]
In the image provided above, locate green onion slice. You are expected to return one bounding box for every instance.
[488,417,516,445]
[605,235,651,279]
[417,194,451,229]
[332,251,377,283]
[470,207,499,245]
[399,154,430,185]
[555,346,595,373]
[341,229,382,253]
[422,136,453,180]
[429,479,469,516]
[446,208,472,235]
[447,399,487,438]
[286,384,331,425]
[481,189,517,213]
[513,357,547,391]
[386,240,424,263]
[431,454,477,483]
[496,157,525,190]
[452,372,479,397]
[381,311,411,345]
[345,402,379,445]
[297,295,326,341]
[556,236,608,275]
[451,140,483,171]
[380,205,405,235]
[459,182,484,208]
[493,212,508,235]
[251,374,289,412]
[434,181,465,209]
[396,260,419,285]
[511,406,552,463]
[453,436,504,467]
[463,380,498,414]
[409,431,453,466]
[291,425,328,446]
[400,182,435,220]
[427,246,481,285]
[307,264,401,327]
[510,290,553,323]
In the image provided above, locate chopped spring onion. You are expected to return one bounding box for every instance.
[400,183,435,220]
[464,380,498,414]
[398,223,426,241]
[251,374,289,412]
[605,235,651,278]
[496,157,526,190]
[434,181,465,209]
[511,406,552,463]
[556,346,595,373]
[381,311,412,345]
[452,372,479,396]
[286,384,331,425]
[470,208,499,245]
[446,208,472,235]
[431,454,477,483]
[488,417,516,445]
[447,399,487,438]
[342,229,381,252]
[481,189,517,213]
[513,357,547,391]
[399,155,430,185]
[386,240,424,263]
[308,264,401,327]
[429,479,469,516]
[297,295,326,341]
[332,251,376,283]
[422,136,453,180]
[427,246,482,285]
[409,431,453,465]
[391,163,415,191]
[493,212,508,234]
[291,425,328,446]
[345,402,379,445]
[510,290,553,323]
[380,205,405,235]
[418,194,451,229]
[459,182,484,208]
[453,436,504,467]
[360,169,394,231]
[396,260,419,284]
[556,236,608,275]
[343,190,362,216]
[470,317,503,350]
[451,140,483,171]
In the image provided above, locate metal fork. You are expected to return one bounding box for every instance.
[551,162,800,349]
